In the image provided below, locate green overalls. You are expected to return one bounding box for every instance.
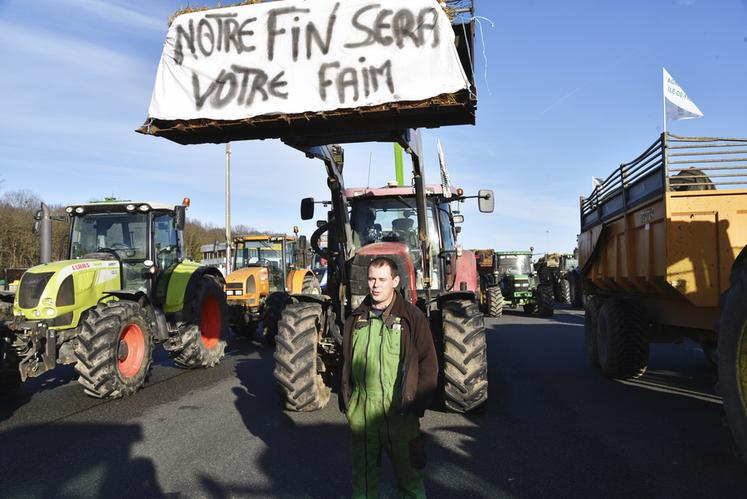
[347,309,426,499]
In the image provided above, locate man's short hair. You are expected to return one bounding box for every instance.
[368,257,399,278]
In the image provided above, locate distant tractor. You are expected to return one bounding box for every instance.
[224,233,319,341]
[535,253,582,307]
[495,251,554,317]
[0,199,228,398]
[474,249,504,318]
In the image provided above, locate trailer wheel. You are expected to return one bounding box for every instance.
[537,284,554,317]
[718,266,747,465]
[74,301,153,398]
[166,274,227,368]
[596,299,649,378]
[584,296,602,366]
[273,301,330,411]
[559,279,572,304]
[441,299,488,413]
[486,286,503,318]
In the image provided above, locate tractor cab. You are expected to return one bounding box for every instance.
[345,184,463,308]
[231,235,298,293]
[67,200,185,291]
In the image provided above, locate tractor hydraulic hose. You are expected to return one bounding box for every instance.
[310,222,333,260]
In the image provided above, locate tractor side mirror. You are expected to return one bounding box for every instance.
[316,219,326,228]
[298,235,308,250]
[478,189,494,213]
[174,206,186,230]
[301,198,315,220]
[453,214,464,224]
[455,226,462,234]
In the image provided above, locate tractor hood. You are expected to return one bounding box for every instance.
[14,259,121,326]
[225,266,269,304]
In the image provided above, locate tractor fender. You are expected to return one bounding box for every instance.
[162,262,224,321]
[290,293,331,306]
[287,269,315,294]
[453,250,479,293]
[436,291,478,308]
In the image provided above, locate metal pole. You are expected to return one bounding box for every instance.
[662,68,667,134]
[225,142,232,275]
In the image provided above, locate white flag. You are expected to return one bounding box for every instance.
[663,68,703,121]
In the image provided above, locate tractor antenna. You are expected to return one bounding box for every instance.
[366,151,373,190]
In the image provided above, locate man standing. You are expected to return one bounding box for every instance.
[340,257,438,498]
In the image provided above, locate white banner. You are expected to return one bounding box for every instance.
[146,0,470,121]
[663,67,703,121]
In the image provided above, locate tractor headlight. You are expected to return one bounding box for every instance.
[45,307,55,317]
[75,207,84,214]
[34,309,41,317]
[126,204,136,211]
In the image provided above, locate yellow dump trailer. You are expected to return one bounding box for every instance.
[578,133,747,464]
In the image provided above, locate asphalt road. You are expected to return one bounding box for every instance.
[1,307,745,498]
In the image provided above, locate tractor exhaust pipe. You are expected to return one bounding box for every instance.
[38,202,52,264]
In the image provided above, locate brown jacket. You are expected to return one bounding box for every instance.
[339,292,438,417]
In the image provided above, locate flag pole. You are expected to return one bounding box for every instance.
[662,68,667,134]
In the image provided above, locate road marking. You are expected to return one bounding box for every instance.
[615,378,722,405]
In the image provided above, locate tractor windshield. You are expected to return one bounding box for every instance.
[233,240,283,269]
[496,254,532,276]
[350,197,440,289]
[70,213,148,260]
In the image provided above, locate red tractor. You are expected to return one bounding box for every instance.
[272,132,494,413]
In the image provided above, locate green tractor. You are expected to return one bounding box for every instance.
[494,250,554,317]
[0,199,228,398]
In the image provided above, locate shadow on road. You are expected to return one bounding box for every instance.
[0,366,75,423]
[196,344,350,498]
[0,422,164,498]
[445,319,747,499]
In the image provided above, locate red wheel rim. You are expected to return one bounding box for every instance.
[200,296,222,349]
[118,323,145,378]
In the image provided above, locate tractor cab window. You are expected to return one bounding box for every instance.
[285,240,297,268]
[233,240,285,292]
[437,203,455,251]
[70,212,149,290]
[350,197,440,290]
[496,254,532,276]
[154,214,179,270]
[71,213,148,260]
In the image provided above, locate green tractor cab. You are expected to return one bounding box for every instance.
[493,251,554,317]
[1,199,228,398]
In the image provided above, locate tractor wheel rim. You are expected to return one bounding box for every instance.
[118,323,145,378]
[200,296,222,349]
[738,320,747,414]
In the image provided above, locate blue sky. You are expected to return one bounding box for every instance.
[1,0,746,254]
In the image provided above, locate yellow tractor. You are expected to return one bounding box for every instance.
[224,233,319,342]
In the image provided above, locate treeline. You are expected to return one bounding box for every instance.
[0,189,260,273]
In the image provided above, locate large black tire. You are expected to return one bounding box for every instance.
[558,279,572,304]
[523,303,536,314]
[257,292,292,344]
[302,274,322,295]
[537,284,554,317]
[570,275,584,309]
[441,300,488,413]
[718,265,747,465]
[485,286,503,318]
[596,298,649,378]
[584,296,602,366]
[166,275,227,368]
[73,301,153,398]
[273,301,330,411]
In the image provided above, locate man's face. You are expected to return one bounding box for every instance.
[368,264,400,307]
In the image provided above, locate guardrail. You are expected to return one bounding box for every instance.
[580,133,747,231]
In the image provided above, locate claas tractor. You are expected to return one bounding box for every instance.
[494,250,554,317]
[224,233,320,342]
[272,132,495,413]
[0,199,228,398]
[474,249,504,318]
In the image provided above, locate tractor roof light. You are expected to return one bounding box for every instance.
[126,204,136,211]
[138,204,150,212]
[456,188,464,196]
[74,207,85,214]
[65,206,74,214]
[182,197,191,207]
